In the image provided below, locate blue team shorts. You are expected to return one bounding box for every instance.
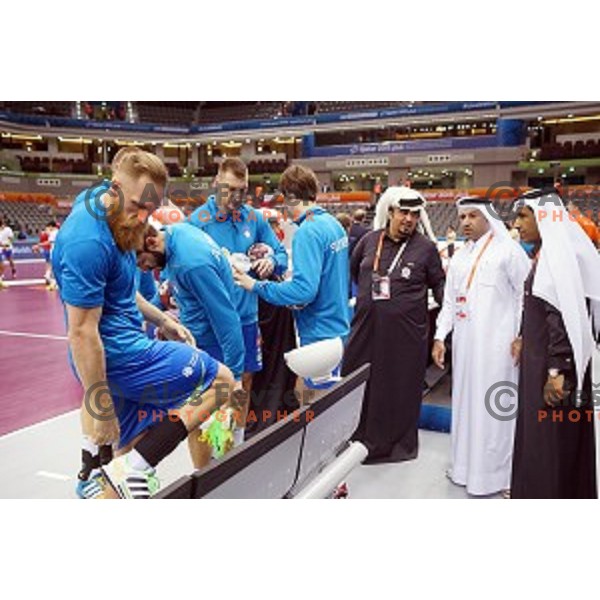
[201,344,224,363]
[106,341,220,448]
[200,342,244,379]
[1,248,13,260]
[42,249,51,263]
[203,323,260,374]
[242,322,262,373]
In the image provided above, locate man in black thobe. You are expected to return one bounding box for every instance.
[511,191,598,498]
[342,188,445,463]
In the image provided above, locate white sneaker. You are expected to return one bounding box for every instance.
[102,455,160,499]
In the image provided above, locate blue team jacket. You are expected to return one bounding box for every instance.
[187,196,288,326]
[254,206,350,346]
[164,223,244,380]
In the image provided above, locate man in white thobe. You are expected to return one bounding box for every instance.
[432,197,531,496]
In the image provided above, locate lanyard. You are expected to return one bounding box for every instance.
[464,233,494,292]
[373,231,409,276]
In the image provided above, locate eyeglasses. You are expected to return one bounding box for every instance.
[217,184,247,196]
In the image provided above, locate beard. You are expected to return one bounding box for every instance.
[107,208,146,252]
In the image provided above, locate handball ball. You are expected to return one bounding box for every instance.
[159,280,178,310]
[247,243,274,261]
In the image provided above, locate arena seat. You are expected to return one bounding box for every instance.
[0,196,57,234]
[2,101,73,117]
[136,101,198,126]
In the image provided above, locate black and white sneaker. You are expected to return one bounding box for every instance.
[102,455,160,499]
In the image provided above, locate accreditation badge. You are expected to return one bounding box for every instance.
[372,273,391,301]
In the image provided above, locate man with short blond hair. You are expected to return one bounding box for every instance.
[54,151,235,499]
[69,146,150,497]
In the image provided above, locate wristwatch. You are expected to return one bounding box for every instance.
[548,368,561,378]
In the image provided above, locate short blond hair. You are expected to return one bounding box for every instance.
[119,150,168,187]
[111,146,142,172]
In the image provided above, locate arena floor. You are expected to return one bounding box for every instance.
[1,270,599,499]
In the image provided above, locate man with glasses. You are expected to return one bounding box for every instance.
[188,158,288,441]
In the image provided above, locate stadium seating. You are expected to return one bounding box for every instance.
[1,100,442,128]
[136,102,198,126]
[539,140,600,160]
[0,199,57,234]
[0,101,73,117]
[316,101,419,114]
[195,102,282,125]
[247,158,287,174]
[166,163,183,177]
[196,158,287,178]
[17,156,93,175]
[426,202,459,237]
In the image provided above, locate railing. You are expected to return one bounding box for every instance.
[0,102,548,136]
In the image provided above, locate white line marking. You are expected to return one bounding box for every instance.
[3,278,46,287]
[0,330,67,341]
[0,409,79,441]
[14,259,45,265]
[36,471,72,482]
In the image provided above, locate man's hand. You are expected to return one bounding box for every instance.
[159,316,196,347]
[544,373,565,407]
[226,381,249,412]
[511,337,523,367]
[432,340,446,370]
[252,258,275,280]
[91,416,120,447]
[85,385,121,446]
[233,268,257,292]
